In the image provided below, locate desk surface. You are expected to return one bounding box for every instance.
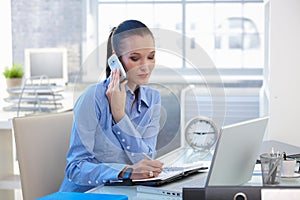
[89,142,300,200]
[90,185,181,200]
[90,169,300,200]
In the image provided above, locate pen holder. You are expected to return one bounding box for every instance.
[260,153,283,185]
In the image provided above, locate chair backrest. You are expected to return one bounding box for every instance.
[13,111,73,200]
[148,83,181,158]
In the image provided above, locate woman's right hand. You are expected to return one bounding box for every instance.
[122,159,164,180]
[106,69,127,123]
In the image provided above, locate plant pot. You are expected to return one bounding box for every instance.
[6,78,23,88]
[6,78,23,97]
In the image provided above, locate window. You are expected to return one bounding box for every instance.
[97,0,264,69]
[215,17,260,49]
[95,0,265,119]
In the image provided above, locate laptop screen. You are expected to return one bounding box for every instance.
[206,117,269,186]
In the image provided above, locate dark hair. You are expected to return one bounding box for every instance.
[106,20,154,78]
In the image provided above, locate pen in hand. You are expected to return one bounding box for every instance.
[142,152,156,177]
[143,152,166,174]
[142,152,152,160]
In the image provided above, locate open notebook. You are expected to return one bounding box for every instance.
[105,162,208,187]
[132,163,208,186]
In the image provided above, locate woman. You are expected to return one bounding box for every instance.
[59,20,163,192]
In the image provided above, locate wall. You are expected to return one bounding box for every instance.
[0,0,13,101]
[11,0,83,82]
[0,0,13,70]
[268,0,300,146]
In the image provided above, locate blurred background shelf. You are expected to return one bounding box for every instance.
[3,76,66,116]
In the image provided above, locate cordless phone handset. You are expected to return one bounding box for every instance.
[108,54,127,82]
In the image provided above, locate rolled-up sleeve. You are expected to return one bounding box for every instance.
[112,89,161,163]
[64,84,126,187]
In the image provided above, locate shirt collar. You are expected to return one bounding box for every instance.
[125,85,150,109]
[139,86,150,108]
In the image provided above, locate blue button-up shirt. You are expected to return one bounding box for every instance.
[59,78,161,192]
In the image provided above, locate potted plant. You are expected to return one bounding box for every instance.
[3,63,24,88]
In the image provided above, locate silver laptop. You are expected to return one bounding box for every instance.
[137,117,269,197]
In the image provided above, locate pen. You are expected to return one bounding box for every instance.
[143,152,166,174]
[142,152,152,160]
[142,152,168,175]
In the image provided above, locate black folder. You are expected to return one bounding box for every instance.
[105,166,208,187]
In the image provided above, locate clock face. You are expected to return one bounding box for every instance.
[185,116,218,151]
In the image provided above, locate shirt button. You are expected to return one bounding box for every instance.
[122,138,125,142]
[88,180,92,184]
[96,180,99,184]
[102,180,106,183]
[126,146,130,150]
[117,131,121,135]
[131,153,135,157]
[68,178,72,182]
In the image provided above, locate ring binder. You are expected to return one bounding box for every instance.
[183,186,262,200]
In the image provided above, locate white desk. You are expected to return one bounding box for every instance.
[89,142,300,200]
[89,185,181,200]
[89,168,300,200]
[89,165,300,199]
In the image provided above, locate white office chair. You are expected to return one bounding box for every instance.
[13,111,73,200]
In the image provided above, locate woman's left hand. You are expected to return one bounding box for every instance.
[106,69,127,123]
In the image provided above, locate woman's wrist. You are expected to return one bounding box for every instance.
[113,112,125,123]
[118,166,129,179]
[118,165,132,179]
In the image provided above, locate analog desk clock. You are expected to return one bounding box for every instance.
[185,116,219,151]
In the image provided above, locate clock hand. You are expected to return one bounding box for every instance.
[193,131,215,135]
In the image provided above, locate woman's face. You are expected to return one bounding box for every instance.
[119,34,155,90]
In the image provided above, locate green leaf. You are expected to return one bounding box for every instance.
[3,63,24,78]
